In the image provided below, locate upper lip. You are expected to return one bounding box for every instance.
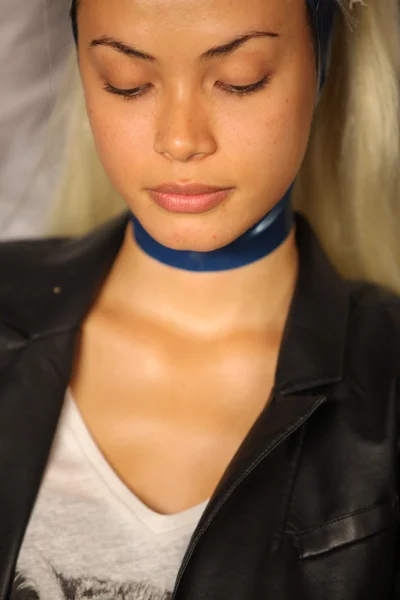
[149,182,231,195]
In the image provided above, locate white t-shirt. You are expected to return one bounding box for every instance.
[12,391,209,600]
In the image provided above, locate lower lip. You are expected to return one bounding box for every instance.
[147,188,233,214]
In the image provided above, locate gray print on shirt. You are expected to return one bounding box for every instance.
[11,571,172,600]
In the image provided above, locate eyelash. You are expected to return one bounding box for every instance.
[103,76,269,100]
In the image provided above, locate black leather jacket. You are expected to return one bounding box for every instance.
[0,212,400,600]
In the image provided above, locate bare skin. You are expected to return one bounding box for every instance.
[71,0,316,515]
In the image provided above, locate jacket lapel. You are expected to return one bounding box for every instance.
[275,215,349,394]
[173,392,328,599]
[203,391,327,509]
[0,332,76,599]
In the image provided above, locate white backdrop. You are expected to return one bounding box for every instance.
[0,0,72,239]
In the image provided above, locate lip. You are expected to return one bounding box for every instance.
[146,183,233,214]
[150,182,230,194]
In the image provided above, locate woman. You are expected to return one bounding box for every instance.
[1,0,400,598]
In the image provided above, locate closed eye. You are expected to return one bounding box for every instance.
[217,75,269,96]
[103,75,269,100]
[103,82,150,99]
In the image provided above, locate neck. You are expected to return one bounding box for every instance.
[98,222,299,338]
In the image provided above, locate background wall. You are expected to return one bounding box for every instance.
[0,0,72,239]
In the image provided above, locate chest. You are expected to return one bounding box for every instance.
[69,311,279,514]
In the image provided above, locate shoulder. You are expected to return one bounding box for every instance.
[0,214,128,289]
[348,280,400,329]
[0,236,75,325]
[345,280,400,379]
[0,214,128,339]
[0,235,69,277]
[0,233,97,305]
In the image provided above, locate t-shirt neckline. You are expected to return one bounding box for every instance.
[64,389,210,535]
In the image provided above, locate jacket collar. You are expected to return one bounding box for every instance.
[276,214,349,394]
[0,211,349,393]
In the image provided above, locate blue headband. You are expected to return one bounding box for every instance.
[307,0,336,84]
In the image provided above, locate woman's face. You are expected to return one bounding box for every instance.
[78,0,316,251]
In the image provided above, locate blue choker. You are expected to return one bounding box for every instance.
[130,190,294,272]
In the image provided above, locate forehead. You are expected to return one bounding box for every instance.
[78,0,304,37]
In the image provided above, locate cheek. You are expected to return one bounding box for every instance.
[236,90,313,162]
[85,95,153,183]
[222,83,315,191]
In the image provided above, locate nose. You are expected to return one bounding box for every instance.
[154,90,217,162]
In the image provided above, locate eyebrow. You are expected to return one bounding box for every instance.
[89,30,280,63]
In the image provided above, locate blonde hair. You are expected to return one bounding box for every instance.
[48,0,400,292]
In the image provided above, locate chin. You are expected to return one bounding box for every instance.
[159,230,231,253]
[141,212,238,253]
